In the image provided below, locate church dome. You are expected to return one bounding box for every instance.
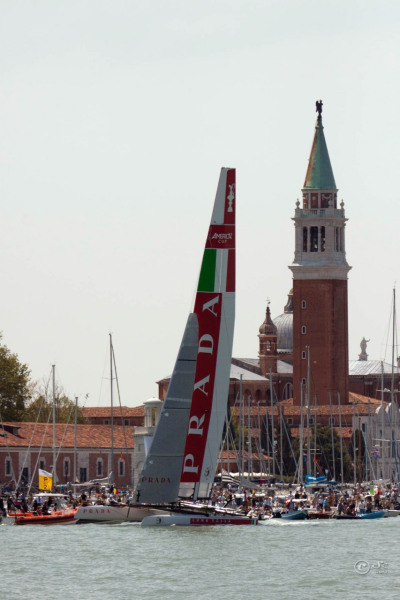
[273,290,293,351]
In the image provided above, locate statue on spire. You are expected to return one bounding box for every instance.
[316,99,323,116]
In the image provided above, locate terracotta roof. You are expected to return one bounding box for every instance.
[81,406,144,418]
[0,422,134,449]
[231,392,381,419]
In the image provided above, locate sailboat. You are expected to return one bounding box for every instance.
[74,336,163,523]
[138,168,256,526]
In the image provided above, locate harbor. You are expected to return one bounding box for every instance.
[1,512,399,599]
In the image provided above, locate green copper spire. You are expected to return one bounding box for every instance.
[303,101,337,190]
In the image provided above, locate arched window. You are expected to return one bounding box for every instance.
[320,226,325,252]
[310,227,318,252]
[303,227,308,252]
[282,383,293,400]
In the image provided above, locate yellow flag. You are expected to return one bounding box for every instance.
[39,469,53,491]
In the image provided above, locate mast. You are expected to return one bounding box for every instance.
[110,333,114,486]
[329,391,336,481]
[74,396,78,484]
[299,382,304,483]
[338,392,344,484]
[380,361,385,479]
[247,395,252,478]
[279,402,283,478]
[239,374,244,477]
[306,347,311,476]
[353,402,356,486]
[313,393,317,477]
[269,369,275,481]
[52,364,56,488]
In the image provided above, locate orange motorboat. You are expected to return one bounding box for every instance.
[14,507,78,525]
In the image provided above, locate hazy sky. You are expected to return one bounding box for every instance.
[1,0,400,408]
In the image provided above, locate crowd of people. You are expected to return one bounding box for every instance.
[207,481,400,518]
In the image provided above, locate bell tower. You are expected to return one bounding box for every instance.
[258,303,278,376]
[289,101,351,406]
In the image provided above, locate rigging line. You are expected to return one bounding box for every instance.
[280,413,299,479]
[54,404,75,465]
[111,341,129,461]
[16,381,52,490]
[28,410,52,495]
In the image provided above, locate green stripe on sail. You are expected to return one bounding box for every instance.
[197,249,216,291]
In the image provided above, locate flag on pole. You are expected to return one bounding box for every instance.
[39,469,53,491]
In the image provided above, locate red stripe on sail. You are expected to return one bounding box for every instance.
[224,169,235,225]
[206,225,235,249]
[180,292,222,484]
[226,248,235,292]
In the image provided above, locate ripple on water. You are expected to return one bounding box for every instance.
[2,518,400,599]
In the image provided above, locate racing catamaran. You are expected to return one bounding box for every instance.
[137,168,256,526]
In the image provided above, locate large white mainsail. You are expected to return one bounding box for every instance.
[136,168,235,504]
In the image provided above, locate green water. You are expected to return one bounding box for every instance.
[2,518,400,599]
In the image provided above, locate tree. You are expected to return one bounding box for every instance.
[0,336,31,421]
[312,424,353,482]
[23,380,87,424]
[275,421,297,478]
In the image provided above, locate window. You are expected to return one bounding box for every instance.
[39,459,45,470]
[329,417,335,425]
[301,326,306,334]
[97,459,103,477]
[79,468,87,483]
[310,226,318,252]
[104,419,109,425]
[124,419,129,426]
[335,227,341,251]
[287,418,293,426]
[302,378,306,386]
[119,459,125,477]
[64,458,70,477]
[5,458,11,476]
[303,227,308,252]
[309,418,314,425]
[301,300,306,309]
[302,351,306,359]
[320,226,325,252]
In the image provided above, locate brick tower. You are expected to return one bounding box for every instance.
[289,101,351,406]
[258,303,278,376]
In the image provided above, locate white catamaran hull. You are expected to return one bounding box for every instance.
[74,504,166,523]
[141,514,257,526]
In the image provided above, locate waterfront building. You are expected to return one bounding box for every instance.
[0,422,134,488]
